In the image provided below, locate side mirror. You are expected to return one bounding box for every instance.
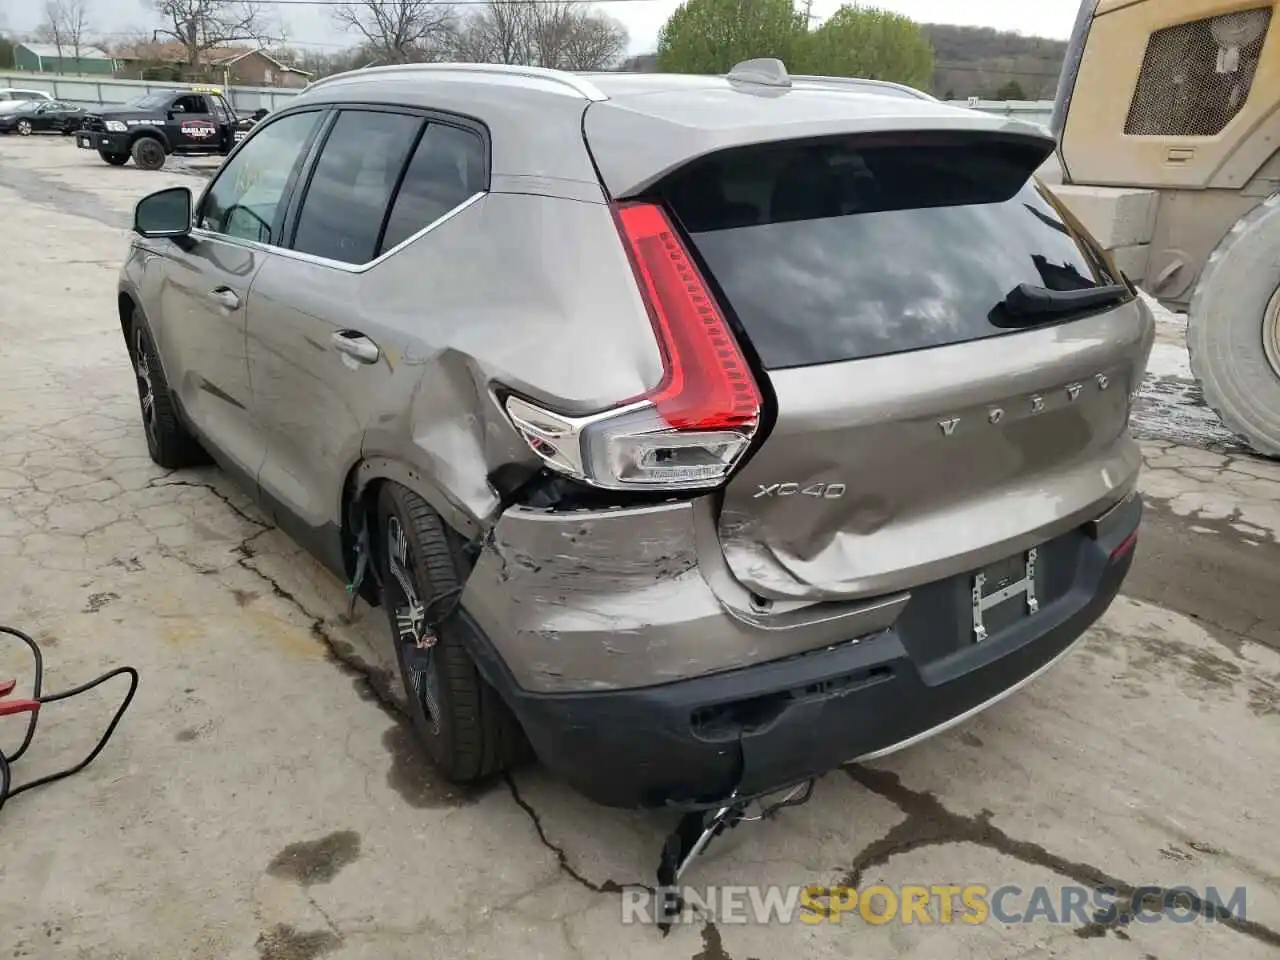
[134,186,192,239]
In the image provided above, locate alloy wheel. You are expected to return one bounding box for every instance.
[386,516,441,735]
[133,327,158,444]
[16,120,31,136]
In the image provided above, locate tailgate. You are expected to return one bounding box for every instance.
[653,129,1154,601]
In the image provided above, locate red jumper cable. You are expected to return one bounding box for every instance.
[0,625,139,815]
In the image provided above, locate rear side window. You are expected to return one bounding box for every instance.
[291,110,424,265]
[379,123,485,252]
[661,134,1119,369]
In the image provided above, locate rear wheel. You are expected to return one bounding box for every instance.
[127,309,206,469]
[376,483,524,783]
[99,150,128,166]
[16,119,32,137]
[1187,195,1280,458]
[131,136,165,171]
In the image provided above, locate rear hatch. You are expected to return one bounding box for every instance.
[618,125,1153,601]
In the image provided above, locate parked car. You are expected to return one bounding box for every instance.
[0,99,85,136]
[0,88,53,104]
[117,61,1153,811]
[77,86,239,169]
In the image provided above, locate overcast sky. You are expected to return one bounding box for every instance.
[2,0,1085,57]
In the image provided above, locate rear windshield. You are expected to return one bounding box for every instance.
[660,133,1120,369]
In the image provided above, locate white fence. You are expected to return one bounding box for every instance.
[1,72,1055,127]
[0,70,301,113]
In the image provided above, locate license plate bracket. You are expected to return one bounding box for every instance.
[971,548,1038,643]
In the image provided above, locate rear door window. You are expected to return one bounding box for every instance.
[661,134,1120,370]
[378,122,485,253]
[290,109,424,266]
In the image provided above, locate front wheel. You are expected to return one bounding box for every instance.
[376,483,525,783]
[1187,194,1280,458]
[131,136,166,171]
[128,309,206,469]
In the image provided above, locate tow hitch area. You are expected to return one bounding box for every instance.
[655,780,816,933]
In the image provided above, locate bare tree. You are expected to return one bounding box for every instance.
[37,0,68,60]
[451,0,627,70]
[65,0,91,61]
[153,0,279,70]
[449,1,532,65]
[332,0,456,65]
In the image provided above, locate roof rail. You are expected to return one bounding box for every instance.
[304,62,609,101]
[726,58,792,87]
[788,74,936,101]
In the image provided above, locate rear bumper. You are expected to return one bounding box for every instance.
[463,494,1141,809]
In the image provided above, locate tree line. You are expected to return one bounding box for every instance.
[1,0,1059,99]
[657,0,934,90]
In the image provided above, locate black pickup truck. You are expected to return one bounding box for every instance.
[76,86,240,170]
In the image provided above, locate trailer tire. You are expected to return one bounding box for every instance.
[1187,193,1280,459]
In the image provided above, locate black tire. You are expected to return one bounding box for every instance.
[127,308,206,469]
[376,483,524,783]
[1187,194,1280,458]
[99,150,128,166]
[131,136,166,171]
[16,119,32,137]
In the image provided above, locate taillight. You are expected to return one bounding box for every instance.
[502,201,763,492]
[1110,530,1138,561]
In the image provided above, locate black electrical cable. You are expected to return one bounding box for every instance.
[0,625,139,816]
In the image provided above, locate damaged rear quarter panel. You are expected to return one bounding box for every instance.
[353,190,663,530]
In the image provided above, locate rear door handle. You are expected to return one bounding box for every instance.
[330,330,380,364]
[209,287,240,310]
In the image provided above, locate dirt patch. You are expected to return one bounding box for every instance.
[232,589,259,607]
[254,924,340,960]
[382,724,480,808]
[1124,496,1280,657]
[267,830,362,887]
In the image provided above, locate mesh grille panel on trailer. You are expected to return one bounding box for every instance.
[1125,6,1273,137]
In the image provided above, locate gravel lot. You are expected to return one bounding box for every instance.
[1,135,1278,960]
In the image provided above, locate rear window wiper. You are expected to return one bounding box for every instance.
[999,282,1130,319]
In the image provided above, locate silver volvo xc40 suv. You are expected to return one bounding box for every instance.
[120,60,1153,809]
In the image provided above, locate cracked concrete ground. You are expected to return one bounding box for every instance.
[1,135,1279,960]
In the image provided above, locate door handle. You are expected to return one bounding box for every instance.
[209,287,240,310]
[330,330,380,364]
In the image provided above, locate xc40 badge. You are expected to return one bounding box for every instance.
[754,483,847,499]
